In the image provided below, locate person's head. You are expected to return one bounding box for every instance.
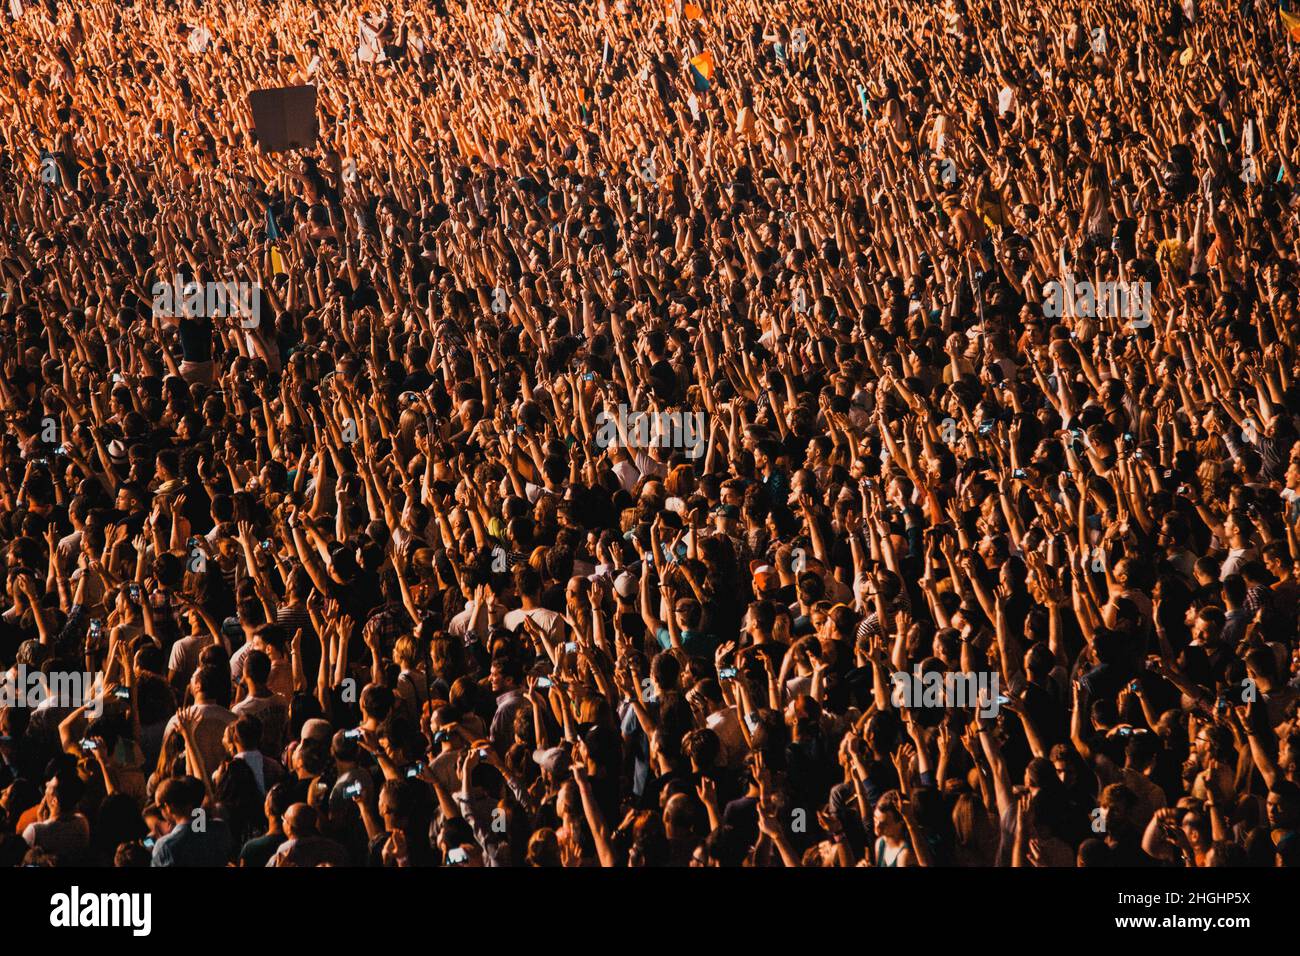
[526,828,562,867]
[156,776,205,824]
[489,657,524,694]
[1076,837,1110,867]
[693,826,747,867]
[871,789,910,840]
[649,651,681,696]
[662,792,698,839]
[360,684,394,724]
[1099,784,1139,839]
[745,600,776,640]
[1267,781,1300,830]
[283,803,319,840]
[1220,574,1247,610]
[264,783,294,830]
[232,715,263,754]
[42,773,85,819]
[244,649,272,689]
[190,664,226,704]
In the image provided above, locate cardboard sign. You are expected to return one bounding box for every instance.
[247,85,318,153]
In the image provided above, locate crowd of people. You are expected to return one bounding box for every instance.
[1,0,1300,867]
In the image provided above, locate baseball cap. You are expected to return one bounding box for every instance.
[532,746,570,774]
[752,565,778,596]
[614,571,638,600]
[300,718,334,743]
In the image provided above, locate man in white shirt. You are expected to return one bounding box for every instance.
[163,665,236,778]
[501,565,564,642]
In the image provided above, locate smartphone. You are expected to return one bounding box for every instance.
[113,687,131,700]
[995,695,1011,707]
[260,539,274,552]
[564,641,578,654]
[345,781,363,797]
[719,666,738,680]
[405,763,424,779]
[143,837,156,850]
[128,583,141,601]
[515,424,526,434]
[447,847,469,865]
[343,727,363,740]
[978,420,995,436]
[1012,468,1027,479]
[536,676,553,689]
[88,620,103,638]
[582,372,595,382]
[1127,680,1140,694]
[477,748,491,760]
[642,552,653,564]
[80,738,98,752]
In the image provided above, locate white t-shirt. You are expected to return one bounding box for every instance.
[164,703,237,777]
[502,606,565,642]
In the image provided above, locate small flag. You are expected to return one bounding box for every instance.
[688,51,714,91]
[684,2,703,19]
[265,206,287,275]
[1283,0,1300,39]
[579,86,592,123]
[857,84,870,120]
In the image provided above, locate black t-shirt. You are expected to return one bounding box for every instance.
[239,832,286,868]
[178,316,214,363]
